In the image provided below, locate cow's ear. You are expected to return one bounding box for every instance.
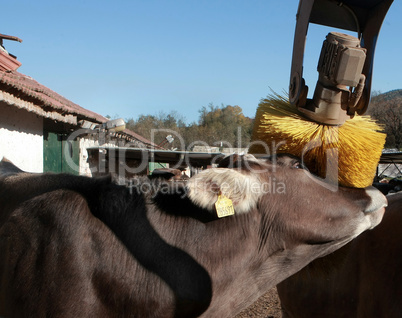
[0,157,24,177]
[186,168,262,214]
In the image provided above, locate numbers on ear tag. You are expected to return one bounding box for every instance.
[215,194,235,218]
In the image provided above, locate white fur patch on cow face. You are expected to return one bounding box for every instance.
[186,168,263,214]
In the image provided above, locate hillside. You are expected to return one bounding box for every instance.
[370,89,402,103]
[367,89,402,149]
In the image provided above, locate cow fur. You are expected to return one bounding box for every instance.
[0,155,387,317]
[277,191,402,318]
[187,168,262,214]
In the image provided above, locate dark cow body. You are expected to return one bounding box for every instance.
[0,156,387,317]
[0,172,211,318]
[277,192,402,318]
[373,178,402,195]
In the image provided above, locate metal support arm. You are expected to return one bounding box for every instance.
[289,0,393,125]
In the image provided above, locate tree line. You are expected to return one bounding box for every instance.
[121,89,401,151]
[125,104,254,150]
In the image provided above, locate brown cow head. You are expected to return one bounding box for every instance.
[186,154,386,276]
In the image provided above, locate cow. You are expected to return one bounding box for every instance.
[374,178,402,195]
[277,192,402,317]
[148,168,189,181]
[0,154,387,318]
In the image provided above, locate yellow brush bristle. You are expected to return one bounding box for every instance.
[249,93,386,188]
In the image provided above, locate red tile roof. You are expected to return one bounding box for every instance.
[0,50,21,71]
[0,70,158,148]
[0,70,106,123]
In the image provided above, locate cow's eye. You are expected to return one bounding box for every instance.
[292,160,306,170]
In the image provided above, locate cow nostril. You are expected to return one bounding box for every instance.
[363,186,388,213]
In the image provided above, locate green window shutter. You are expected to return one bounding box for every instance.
[61,138,80,175]
[43,132,79,175]
[43,132,62,173]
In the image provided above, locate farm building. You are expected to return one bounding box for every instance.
[0,33,157,176]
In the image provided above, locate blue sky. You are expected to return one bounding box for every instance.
[2,0,401,123]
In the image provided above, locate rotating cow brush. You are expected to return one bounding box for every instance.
[249,93,385,187]
[249,0,393,188]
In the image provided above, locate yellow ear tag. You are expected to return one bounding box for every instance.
[215,194,235,218]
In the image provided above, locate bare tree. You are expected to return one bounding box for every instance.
[368,95,402,149]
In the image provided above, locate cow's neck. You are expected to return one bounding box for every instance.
[147,202,282,317]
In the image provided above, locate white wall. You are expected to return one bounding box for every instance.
[79,137,100,176]
[0,102,43,172]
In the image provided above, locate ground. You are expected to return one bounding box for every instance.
[235,287,282,318]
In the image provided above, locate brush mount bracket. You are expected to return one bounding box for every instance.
[289,0,393,125]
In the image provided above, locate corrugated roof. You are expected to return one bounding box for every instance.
[380,152,402,164]
[87,146,225,168]
[0,69,158,148]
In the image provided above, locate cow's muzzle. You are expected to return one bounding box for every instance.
[363,186,388,214]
